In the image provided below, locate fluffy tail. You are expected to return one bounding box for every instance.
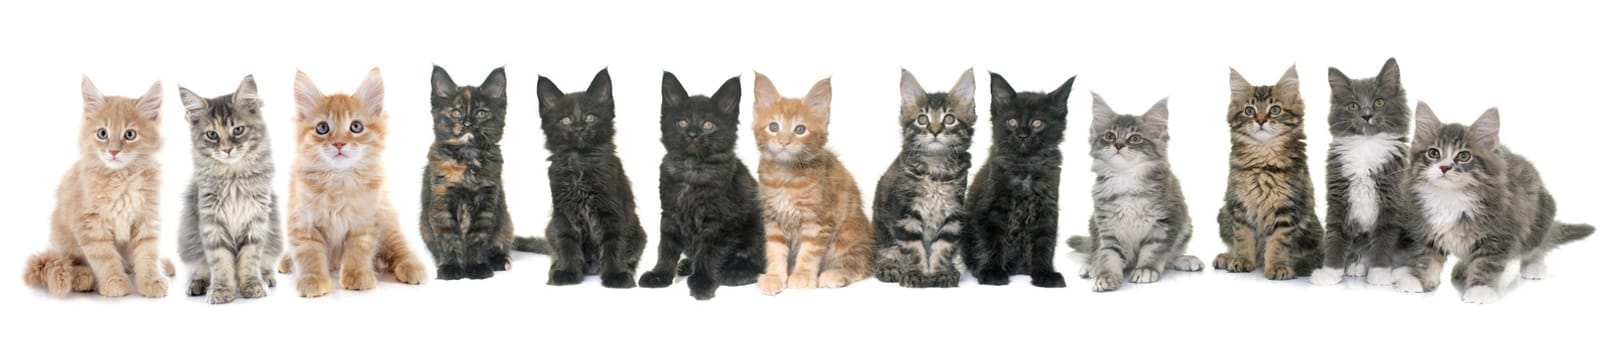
[23,250,93,296]
[821,221,876,286]
[1066,235,1091,252]
[513,236,552,255]
[162,258,175,277]
[675,259,694,277]
[1553,222,1596,245]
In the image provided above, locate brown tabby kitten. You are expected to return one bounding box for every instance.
[1213,66,1324,280]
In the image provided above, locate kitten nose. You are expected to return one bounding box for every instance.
[1361,114,1373,121]
[686,130,699,138]
[108,150,119,157]
[220,147,233,154]
[1439,165,1452,173]
[333,143,347,151]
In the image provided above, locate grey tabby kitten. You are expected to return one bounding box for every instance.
[1312,58,1419,286]
[177,75,284,304]
[872,68,975,288]
[1395,103,1594,304]
[1067,93,1200,292]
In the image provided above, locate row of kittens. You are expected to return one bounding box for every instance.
[22,58,1592,305]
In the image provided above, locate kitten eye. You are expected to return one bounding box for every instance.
[1006,119,1018,128]
[1102,131,1116,141]
[1244,106,1256,116]
[793,125,808,135]
[1128,134,1143,144]
[205,131,219,141]
[349,121,365,134]
[767,122,780,133]
[916,114,930,126]
[476,110,489,119]
[232,126,245,136]
[561,116,574,126]
[1347,103,1360,111]
[96,128,108,140]
[1426,148,1441,160]
[1031,119,1044,129]
[1374,99,1386,108]
[703,121,715,130]
[585,114,598,123]
[677,120,688,128]
[943,114,957,126]
[123,129,137,141]
[1454,150,1472,163]
[450,108,462,118]
[315,122,330,135]
[1268,105,1282,115]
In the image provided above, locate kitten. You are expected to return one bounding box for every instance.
[752,72,875,295]
[1394,103,1594,304]
[1068,92,1201,292]
[638,72,764,300]
[1213,66,1323,280]
[280,68,428,297]
[533,68,647,288]
[961,72,1074,288]
[420,66,514,280]
[177,75,284,304]
[873,68,976,288]
[1311,58,1419,286]
[23,76,172,297]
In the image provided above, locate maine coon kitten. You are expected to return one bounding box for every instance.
[1394,103,1594,304]
[873,68,975,288]
[638,72,764,300]
[280,68,427,297]
[961,72,1074,288]
[23,77,172,297]
[1312,58,1419,286]
[1213,66,1323,280]
[177,75,284,304]
[1067,93,1200,292]
[419,66,514,280]
[752,72,875,295]
[532,68,647,288]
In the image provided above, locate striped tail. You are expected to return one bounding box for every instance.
[1553,222,1595,246]
[513,236,552,255]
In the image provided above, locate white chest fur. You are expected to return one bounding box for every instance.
[910,177,961,241]
[1414,184,1479,256]
[1330,133,1402,228]
[1093,161,1165,247]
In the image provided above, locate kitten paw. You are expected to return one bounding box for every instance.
[340,269,377,291]
[393,260,428,285]
[1393,269,1428,293]
[1031,272,1066,288]
[874,265,902,283]
[1264,263,1296,280]
[72,268,96,293]
[929,271,960,288]
[1214,254,1255,273]
[817,270,855,288]
[136,275,168,298]
[296,274,333,297]
[98,275,131,297]
[1171,255,1204,272]
[239,279,268,299]
[262,271,277,287]
[437,264,465,280]
[898,270,926,288]
[787,272,818,289]
[601,272,636,289]
[548,269,582,286]
[1345,262,1367,277]
[1309,267,1344,285]
[206,285,236,304]
[688,273,717,300]
[187,278,210,296]
[1129,268,1161,284]
[639,271,674,288]
[277,255,293,274]
[1521,262,1549,280]
[1078,265,1091,279]
[758,274,786,296]
[975,269,1010,286]
[1092,274,1122,292]
[466,263,495,280]
[1366,268,1395,285]
[1462,286,1500,304]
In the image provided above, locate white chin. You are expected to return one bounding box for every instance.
[100,158,128,169]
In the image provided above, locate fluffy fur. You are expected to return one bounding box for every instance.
[1213,66,1323,280]
[872,68,976,288]
[419,66,515,280]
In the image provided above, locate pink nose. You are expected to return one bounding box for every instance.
[1439,165,1452,173]
[108,150,119,157]
[333,143,346,151]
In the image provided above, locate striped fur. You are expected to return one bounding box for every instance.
[872,68,975,288]
[1213,66,1322,280]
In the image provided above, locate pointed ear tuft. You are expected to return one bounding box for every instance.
[1414,101,1442,145]
[1327,67,1351,94]
[949,68,976,113]
[712,76,742,117]
[355,67,386,118]
[1470,108,1501,152]
[178,87,206,123]
[292,70,323,121]
[136,80,163,122]
[1089,91,1116,134]
[899,68,925,108]
[535,75,564,113]
[1142,97,1171,140]
[234,75,261,112]
[805,77,833,122]
[1378,57,1402,91]
[430,65,457,98]
[480,67,506,100]
[1229,68,1251,100]
[988,72,1015,108]
[586,68,613,105]
[1049,76,1076,104]
[81,75,104,117]
[753,71,781,111]
[1276,65,1302,103]
[661,71,688,109]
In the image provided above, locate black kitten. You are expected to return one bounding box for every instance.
[961,72,1074,288]
[420,66,512,280]
[637,72,764,300]
[534,68,647,288]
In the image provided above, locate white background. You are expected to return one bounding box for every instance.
[2,1,1608,348]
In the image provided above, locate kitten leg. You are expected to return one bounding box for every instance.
[203,247,238,304]
[376,216,428,285]
[1261,220,1300,280]
[463,197,502,280]
[1130,233,1180,285]
[640,215,685,289]
[596,217,644,289]
[923,239,961,288]
[788,221,826,289]
[423,200,465,280]
[546,220,585,286]
[1089,235,1126,292]
[893,241,925,288]
[235,242,268,299]
[686,242,718,300]
[1459,246,1511,305]
[336,228,379,291]
[1395,247,1444,293]
[1364,224,1401,285]
[129,227,168,298]
[1217,224,1259,273]
[1027,226,1066,288]
[289,221,333,297]
[75,217,131,297]
[1521,254,1549,280]
[969,227,1011,286]
[759,224,790,296]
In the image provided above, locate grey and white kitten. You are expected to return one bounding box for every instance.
[1393,103,1594,304]
[1067,93,1200,292]
[1312,58,1420,286]
[872,68,975,288]
[177,75,284,304]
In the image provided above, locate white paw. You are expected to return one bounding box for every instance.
[1366,267,1394,286]
[1171,255,1204,272]
[1129,269,1160,284]
[1309,267,1344,285]
[1345,262,1367,277]
[1392,268,1427,293]
[1462,286,1500,304]
[1521,262,1548,280]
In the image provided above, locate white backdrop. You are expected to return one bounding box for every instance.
[3,1,1608,348]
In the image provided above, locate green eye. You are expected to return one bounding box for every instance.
[1244,106,1256,116]
[1347,103,1360,111]
[1455,150,1472,163]
[793,125,807,135]
[1426,148,1441,159]
[1102,131,1116,141]
[1127,135,1142,144]
[1268,105,1281,115]
[767,122,780,133]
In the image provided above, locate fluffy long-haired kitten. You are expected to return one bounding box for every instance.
[177,75,284,304]
[1394,103,1594,304]
[1067,93,1201,292]
[279,68,428,297]
[24,77,173,297]
[420,66,515,280]
[752,72,875,295]
[531,68,647,288]
[873,68,975,288]
[638,72,764,300]
[961,72,1074,288]
[1312,58,1419,286]
[1213,66,1323,280]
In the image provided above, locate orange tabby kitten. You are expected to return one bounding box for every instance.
[752,72,875,295]
[279,68,426,297]
[23,76,172,297]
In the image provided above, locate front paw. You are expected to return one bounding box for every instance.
[1462,286,1500,304]
[929,271,960,288]
[758,274,785,296]
[1171,255,1204,272]
[296,274,333,298]
[898,270,926,288]
[1129,268,1161,284]
[1310,267,1344,285]
[817,270,855,288]
[639,271,674,288]
[239,279,268,299]
[548,269,582,286]
[262,270,277,287]
[1215,254,1255,273]
[98,275,131,297]
[393,260,428,285]
[1092,273,1121,292]
[1031,272,1066,288]
[688,273,717,300]
[437,264,465,280]
[1264,263,1296,280]
[975,269,1010,286]
[465,263,495,280]
[602,272,636,289]
[1366,268,1394,285]
[1345,262,1367,277]
[1392,268,1429,293]
[206,285,236,304]
[187,278,210,296]
[340,269,377,291]
[136,275,168,298]
[787,272,817,289]
[874,265,902,283]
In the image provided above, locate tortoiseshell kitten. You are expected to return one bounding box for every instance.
[419,66,513,280]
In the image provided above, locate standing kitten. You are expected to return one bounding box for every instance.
[533,68,647,288]
[638,72,764,300]
[1068,93,1201,292]
[873,68,976,288]
[1213,66,1323,280]
[23,77,171,297]
[752,72,875,295]
[177,75,284,304]
[281,68,428,297]
[961,72,1074,288]
[420,66,514,280]
[1312,58,1418,286]
[1394,103,1594,304]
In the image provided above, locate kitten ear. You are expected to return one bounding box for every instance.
[586,68,613,105]
[292,70,324,121]
[136,80,162,122]
[480,67,506,100]
[712,76,743,117]
[805,77,833,122]
[899,68,925,108]
[1378,57,1402,91]
[1414,101,1442,145]
[178,87,206,124]
[1469,108,1501,152]
[430,65,457,98]
[753,71,781,111]
[988,72,1015,108]
[1276,65,1302,103]
[355,67,386,118]
[81,75,104,117]
[1142,97,1171,140]
[1089,91,1116,134]
[1229,68,1251,100]
[1327,67,1351,95]
[233,75,261,112]
[1049,76,1076,105]
[535,75,564,113]
[661,71,688,109]
[949,68,976,113]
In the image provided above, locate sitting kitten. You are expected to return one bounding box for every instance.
[961,72,1074,288]
[752,72,875,295]
[534,68,648,288]
[23,77,172,297]
[419,66,515,280]
[177,75,284,304]
[1068,92,1201,292]
[1213,66,1323,280]
[873,68,976,288]
[1395,103,1594,304]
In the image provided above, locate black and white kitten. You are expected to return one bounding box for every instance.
[873,68,975,288]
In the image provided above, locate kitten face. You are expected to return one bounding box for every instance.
[431,66,507,146]
[662,72,742,156]
[292,68,388,170]
[80,76,163,170]
[1089,93,1169,167]
[537,68,615,152]
[1327,58,1408,137]
[752,72,832,163]
[1228,66,1304,142]
[1412,103,1502,189]
[180,75,266,165]
[987,72,1074,155]
[899,68,976,153]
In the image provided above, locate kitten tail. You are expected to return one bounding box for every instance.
[23,250,89,296]
[512,236,551,255]
[1065,235,1091,252]
[1552,223,1595,246]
